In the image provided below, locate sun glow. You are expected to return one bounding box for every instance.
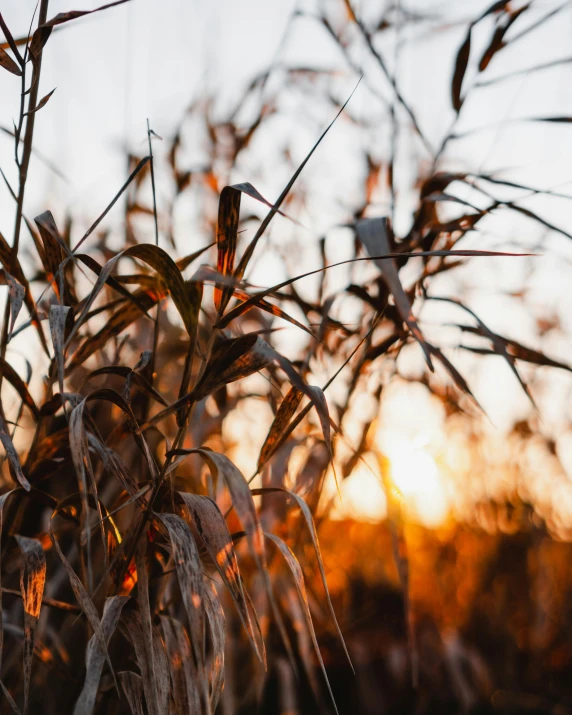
[387,440,450,528]
[330,464,388,523]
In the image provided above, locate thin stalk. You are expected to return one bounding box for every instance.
[1,0,50,375]
[146,119,161,411]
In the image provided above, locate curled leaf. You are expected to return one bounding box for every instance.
[49,305,74,397]
[0,271,25,341]
[178,492,264,664]
[356,217,433,369]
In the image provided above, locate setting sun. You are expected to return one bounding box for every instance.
[386,440,450,528]
[330,462,388,523]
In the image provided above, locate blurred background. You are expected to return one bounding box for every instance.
[2,0,572,713]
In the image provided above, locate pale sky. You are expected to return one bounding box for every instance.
[1,0,572,437]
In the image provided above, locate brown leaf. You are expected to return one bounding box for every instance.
[0,358,39,420]
[0,233,49,355]
[134,538,158,715]
[252,487,352,671]
[87,366,168,407]
[29,1,130,59]
[159,616,200,715]
[356,217,433,369]
[24,87,56,115]
[232,287,317,338]
[478,5,529,72]
[120,611,171,715]
[218,249,528,331]
[451,31,471,111]
[234,86,359,281]
[49,305,74,397]
[257,386,303,472]
[34,211,71,303]
[70,244,199,344]
[0,271,25,342]
[172,450,264,567]
[203,580,225,711]
[265,532,339,715]
[0,413,30,490]
[175,242,216,272]
[0,46,21,76]
[73,596,130,715]
[76,253,155,316]
[49,513,117,693]
[214,186,241,313]
[14,535,45,714]
[214,182,300,314]
[155,514,209,712]
[144,335,327,435]
[193,334,272,400]
[67,285,164,374]
[119,672,145,715]
[433,297,537,408]
[176,280,203,425]
[178,493,265,664]
[427,343,482,409]
[0,490,16,670]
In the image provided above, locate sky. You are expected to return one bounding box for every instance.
[1,0,572,527]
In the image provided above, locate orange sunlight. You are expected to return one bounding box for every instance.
[386,440,450,528]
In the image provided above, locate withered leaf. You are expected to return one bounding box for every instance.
[49,513,117,692]
[74,596,129,715]
[159,616,200,715]
[171,449,264,567]
[0,358,39,420]
[451,31,471,111]
[155,513,208,711]
[24,87,56,115]
[265,532,338,715]
[356,217,433,369]
[119,671,145,715]
[0,47,20,76]
[204,580,225,711]
[87,366,168,407]
[178,492,264,664]
[120,611,171,715]
[67,285,164,374]
[0,490,16,670]
[14,535,45,715]
[257,386,303,472]
[29,1,130,59]
[193,333,272,400]
[49,305,73,397]
[0,414,30,490]
[214,186,241,313]
[252,487,352,671]
[70,244,199,344]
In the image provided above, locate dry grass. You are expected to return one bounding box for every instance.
[0,1,570,713]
